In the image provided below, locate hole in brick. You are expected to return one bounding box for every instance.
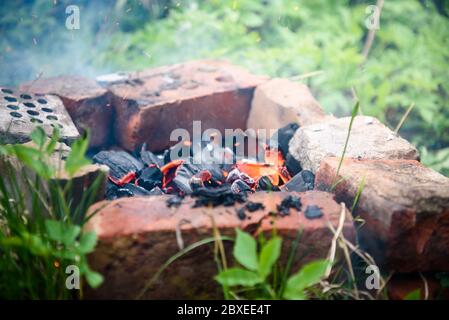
[37,98,48,104]
[215,75,233,82]
[30,117,43,124]
[51,123,63,129]
[2,88,14,94]
[6,104,19,110]
[10,111,22,118]
[4,96,17,102]
[24,102,36,108]
[27,110,40,116]
[41,107,53,113]
[47,115,58,121]
[20,94,32,99]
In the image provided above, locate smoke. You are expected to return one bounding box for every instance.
[0,0,168,87]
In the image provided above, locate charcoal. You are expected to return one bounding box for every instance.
[173,162,201,194]
[192,185,247,208]
[93,150,144,179]
[139,144,164,167]
[105,183,121,200]
[305,205,323,219]
[270,123,299,157]
[283,170,315,192]
[231,179,252,194]
[202,164,226,185]
[257,176,280,191]
[286,153,302,176]
[245,201,265,212]
[148,186,164,195]
[236,207,247,220]
[277,195,302,216]
[167,195,184,208]
[122,183,152,197]
[116,188,134,198]
[136,166,163,191]
[226,168,255,187]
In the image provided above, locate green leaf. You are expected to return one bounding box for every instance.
[45,220,80,247]
[233,229,258,271]
[404,289,421,300]
[78,232,97,253]
[215,268,262,287]
[64,132,91,176]
[45,127,61,155]
[2,144,54,179]
[284,260,329,300]
[30,127,47,149]
[258,236,282,279]
[85,270,104,288]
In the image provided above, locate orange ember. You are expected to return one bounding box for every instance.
[236,148,290,186]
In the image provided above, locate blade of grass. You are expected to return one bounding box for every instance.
[331,101,360,191]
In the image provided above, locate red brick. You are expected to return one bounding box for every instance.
[247,78,331,132]
[106,60,267,152]
[315,157,449,273]
[20,76,113,148]
[84,191,354,299]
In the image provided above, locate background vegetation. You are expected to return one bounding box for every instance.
[1,0,448,175]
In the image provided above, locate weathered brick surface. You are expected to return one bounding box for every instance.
[315,157,449,273]
[20,76,113,148]
[0,87,79,144]
[289,116,419,173]
[106,60,267,152]
[85,191,354,299]
[247,78,330,132]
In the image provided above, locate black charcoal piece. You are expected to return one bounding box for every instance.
[305,205,323,219]
[286,153,302,176]
[283,170,315,192]
[269,123,299,157]
[231,179,252,194]
[192,185,247,208]
[122,183,151,197]
[245,201,265,212]
[148,186,164,195]
[166,195,184,208]
[236,207,247,220]
[173,162,201,194]
[93,150,144,179]
[139,144,164,167]
[136,166,163,191]
[277,195,302,216]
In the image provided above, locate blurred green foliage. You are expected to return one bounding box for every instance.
[0,0,448,175]
[101,0,449,176]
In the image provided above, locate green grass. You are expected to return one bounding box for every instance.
[0,128,105,299]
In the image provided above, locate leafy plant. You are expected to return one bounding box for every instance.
[215,228,330,300]
[0,127,105,299]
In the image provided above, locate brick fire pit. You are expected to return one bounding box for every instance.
[11,60,449,300]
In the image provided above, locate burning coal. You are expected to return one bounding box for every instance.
[93,123,311,210]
